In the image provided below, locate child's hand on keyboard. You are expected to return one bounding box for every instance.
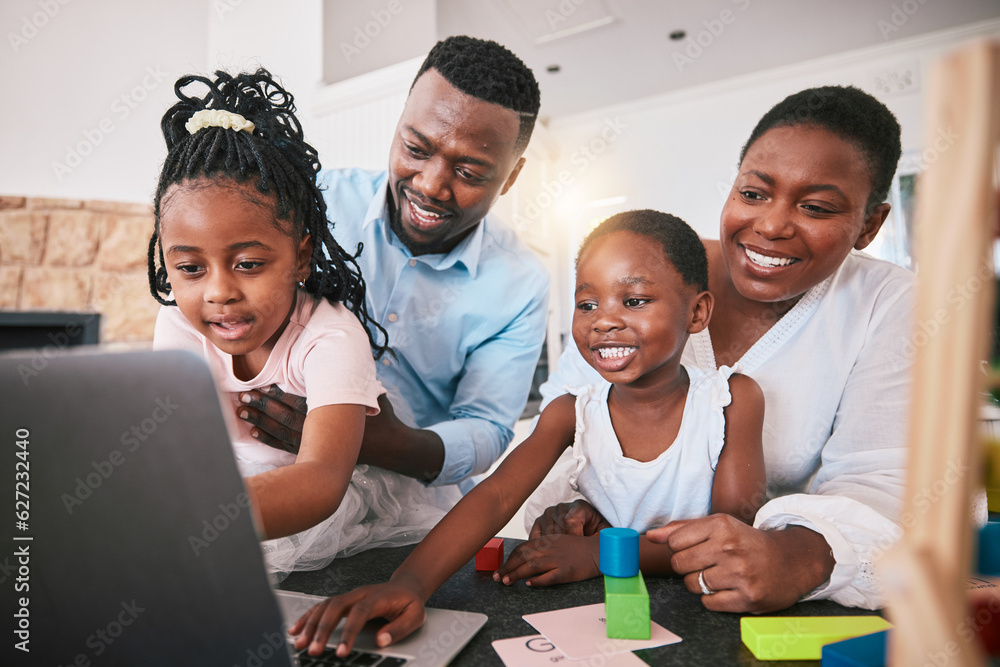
[289,578,426,658]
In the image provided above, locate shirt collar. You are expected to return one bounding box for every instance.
[365,182,486,278]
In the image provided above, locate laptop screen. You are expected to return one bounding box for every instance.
[1,349,293,666]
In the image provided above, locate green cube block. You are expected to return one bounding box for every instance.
[740,616,892,661]
[604,573,650,640]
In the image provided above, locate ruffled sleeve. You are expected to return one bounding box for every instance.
[702,363,740,471]
[564,383,603,493]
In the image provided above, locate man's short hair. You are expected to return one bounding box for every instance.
[413,35,541,155]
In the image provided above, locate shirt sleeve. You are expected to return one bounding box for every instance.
[754,277,914,609]
[426,275,550,487]
[298,317,384,416]
[152,305,205,354]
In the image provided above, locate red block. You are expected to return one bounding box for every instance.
[968,580,1000,655]
[476,537,504,571]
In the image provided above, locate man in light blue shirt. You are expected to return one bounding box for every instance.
[238,36,549,491]
[319,167,548,488]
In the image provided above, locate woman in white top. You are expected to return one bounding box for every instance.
[517,84,915,613]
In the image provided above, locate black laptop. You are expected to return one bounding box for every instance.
[0,349,484,667]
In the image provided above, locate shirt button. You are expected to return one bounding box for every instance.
[388,313,398,322]
[382,358,391,366]
[408,258,417,267]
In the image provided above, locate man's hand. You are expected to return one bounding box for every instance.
[289,579,426,658]
[494,534,600,587]
[647,515,835,614]
[357,394,445,483]
[529,499,612,539]
[237,385,307,453]
[356,394,406,465]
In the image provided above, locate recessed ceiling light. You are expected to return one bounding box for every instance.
[547,64,561,73]
[669,30,686,41]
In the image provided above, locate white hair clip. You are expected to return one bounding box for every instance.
[185,109,255,135]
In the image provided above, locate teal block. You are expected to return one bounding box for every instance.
[604,573,650,640]
[821,630,888,666]
[978,521,1000,576]
[599,527,640,578]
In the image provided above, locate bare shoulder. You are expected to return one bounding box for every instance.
[725,373,765,418]
[499,393,577,466]
[536,393,577,432]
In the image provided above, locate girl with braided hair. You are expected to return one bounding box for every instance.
[149,68,453,576]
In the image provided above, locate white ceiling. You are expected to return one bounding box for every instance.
[438,0,1000,119]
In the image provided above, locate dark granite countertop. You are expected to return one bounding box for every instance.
[279,539,882,666]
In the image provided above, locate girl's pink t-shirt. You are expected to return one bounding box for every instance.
[153,290,384,468]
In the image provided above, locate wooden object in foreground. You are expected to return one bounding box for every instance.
[882,40,1000,667]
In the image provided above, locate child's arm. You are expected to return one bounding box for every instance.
[290,394,577,658]
[711,372,766,522]
[245,403,365,539]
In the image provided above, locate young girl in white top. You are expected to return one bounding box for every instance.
[290,209,766,657]
[149,69,454,576]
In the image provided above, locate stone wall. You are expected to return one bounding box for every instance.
[0,195,160,344]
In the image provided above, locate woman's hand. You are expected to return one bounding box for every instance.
[648,515,835,614]
[494,534,601,587]
[529,499,612,538]
[289,580,427,658]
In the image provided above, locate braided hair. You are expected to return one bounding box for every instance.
[147,68,390,358]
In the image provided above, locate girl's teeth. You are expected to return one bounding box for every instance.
[598,347,636,359]
[745,247,795,267]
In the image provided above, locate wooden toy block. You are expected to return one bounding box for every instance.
[821,629,888,666]
[740,616,892,661]
[967,580,1000,655]
[977,522,1000,577]
[475,537,503,571]
[604,573,650,640]
[988,485,1000,514]
[599,527,639,578]
[984,437,1000,487]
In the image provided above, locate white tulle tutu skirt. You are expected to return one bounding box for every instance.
[236,459,461,579]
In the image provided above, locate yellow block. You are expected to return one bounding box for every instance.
[740,616,892,661]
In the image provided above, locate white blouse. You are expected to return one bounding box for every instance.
[529,250,916,609]
[567,366,737,532]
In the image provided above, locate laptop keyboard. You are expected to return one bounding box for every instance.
[294,647,408,666]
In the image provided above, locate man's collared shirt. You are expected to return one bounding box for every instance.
[319,168,550,487]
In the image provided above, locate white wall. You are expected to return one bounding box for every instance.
[307,56,418,171]
[0,0,329,205]
[323,0,435,85]
[1,0,211,203]
[530,19,1000,341]
[208,0,324,146]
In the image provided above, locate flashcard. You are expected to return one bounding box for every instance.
[522,603,681,660]
[491,635,647,666]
